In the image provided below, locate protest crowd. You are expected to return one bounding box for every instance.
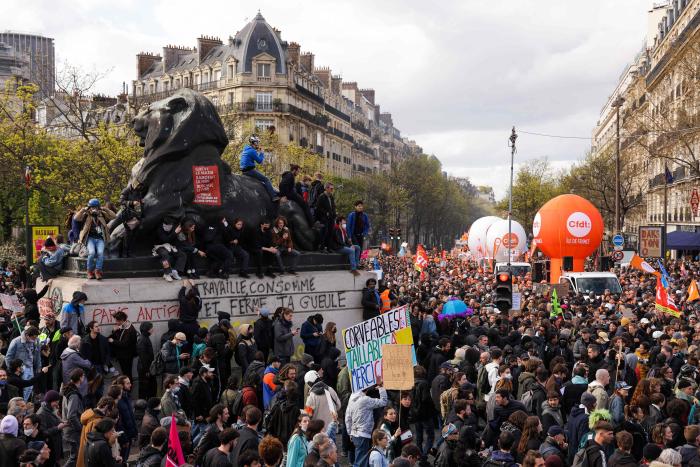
[0,136,698,467]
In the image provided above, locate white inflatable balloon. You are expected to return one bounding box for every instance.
[467,216,502,259]
[485,219,527,262]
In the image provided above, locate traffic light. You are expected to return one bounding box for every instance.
[389,228,395,238]
[495,271,513,313]
[397,228,401,239]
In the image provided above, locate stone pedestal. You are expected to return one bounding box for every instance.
[41,269,374,354]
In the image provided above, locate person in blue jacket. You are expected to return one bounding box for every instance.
[346,200,370,254]
[240,135,279,201]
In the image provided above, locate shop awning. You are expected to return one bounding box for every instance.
[666,230,700,250]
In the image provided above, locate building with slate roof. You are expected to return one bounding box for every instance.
[131,12,421,177]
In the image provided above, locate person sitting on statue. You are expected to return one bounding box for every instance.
[239,135,280,202]
[201,219,234,280]
[271,216,300,276]
[222,218,251,279]
[153,216,186,282]
[329,216,361,277]
[253,219,280,280]
[33,237,65,281]
[74,199,116,280]
[109,187,143,258]
[279,164,313,225]
[177,218,205,279]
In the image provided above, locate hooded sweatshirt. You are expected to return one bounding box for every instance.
[305,380,341,428]
[61,292,87,335]
[345,387,388,439]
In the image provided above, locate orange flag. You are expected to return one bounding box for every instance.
[689,280,700,302]
[630,254,660,276]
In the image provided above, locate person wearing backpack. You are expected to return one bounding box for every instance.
[565,392,597,465]
[135,426,166,467]
[573,420,614,467]
[368,429,390,467]
[485,431,518,467]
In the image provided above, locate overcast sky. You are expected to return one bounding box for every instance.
[6,0,653,198]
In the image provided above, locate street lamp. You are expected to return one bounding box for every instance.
[24,165,31,266]
[612,96,625,234]
[507,127,517,269]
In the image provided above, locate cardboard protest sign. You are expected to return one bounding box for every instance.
[0,294,22,313]
[342,305,413,393]
[381,344,414,390]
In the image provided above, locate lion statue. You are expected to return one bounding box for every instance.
[118,88,316,252]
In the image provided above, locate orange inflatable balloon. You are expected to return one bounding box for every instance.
[533,194,604,282]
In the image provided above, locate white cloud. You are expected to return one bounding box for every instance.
[5,0,652,195]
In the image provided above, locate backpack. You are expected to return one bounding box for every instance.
[572,445,591,467]
[481,459,507,467]
[149,348,165,376]
[478,367,491,397]
[136,452,161,467]
[521,389,535,413]
[263,398,282,434]
[230,390,245,419]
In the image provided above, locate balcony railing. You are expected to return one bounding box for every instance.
[351,121,371,137]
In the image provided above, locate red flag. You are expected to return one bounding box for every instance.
[655,276,680,318]
[415,244,428,271]
[165,415,185,467]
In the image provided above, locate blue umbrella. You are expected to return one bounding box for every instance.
[439,299,469,321]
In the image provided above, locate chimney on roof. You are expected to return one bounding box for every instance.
[136,52,161,79]
[300,52,314,71]
[360,88,375,105]
[288,42,300,67]
[163,45,193,72]
[331,75,342,94]
[197,36,223,64]
[314,67,331,88]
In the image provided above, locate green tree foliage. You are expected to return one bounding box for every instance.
[333,154,493,248]
[497,158,565,233]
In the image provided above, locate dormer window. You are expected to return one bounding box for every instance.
[257,63,271,78]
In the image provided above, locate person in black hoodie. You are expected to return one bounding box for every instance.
[85,418,122,467]
[190,366,215,426]
[153,216,186,282]
[136,322,155,400]
[108,311,138,381]
[231,407,262,467]
[201,219,234,279]
[253,219,279,279]
[411,365,436,460]
[222,218,250,278]
[265,380,301,445]
[279,164,313,225]
[18,282,50,325]
[178,280,201,342]
[253,308,274,361]
[135,427,166,467]
[361,278,380,320]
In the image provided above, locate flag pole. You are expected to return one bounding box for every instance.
[663,165,669,259]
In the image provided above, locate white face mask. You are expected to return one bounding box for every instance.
[162,224,173,232]
[23,428,34,436]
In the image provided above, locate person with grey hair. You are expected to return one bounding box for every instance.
[588,369,610,411]
[317,441,338,467]
[7,397,27,424]
[658,447,682,466]
[60,335,92,396]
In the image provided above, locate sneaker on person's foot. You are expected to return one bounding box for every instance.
[163,273,173,282]
[170,270,181,280]
[87,271,95,280]
[350,269,360,276]
[239,272,250,279]
[95,270,103,280]
[265,271,276,278]
[287,270,298,276]
[256,273,264,279]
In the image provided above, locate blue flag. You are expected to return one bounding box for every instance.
[657,260,670,289]
[665,165,674,184]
